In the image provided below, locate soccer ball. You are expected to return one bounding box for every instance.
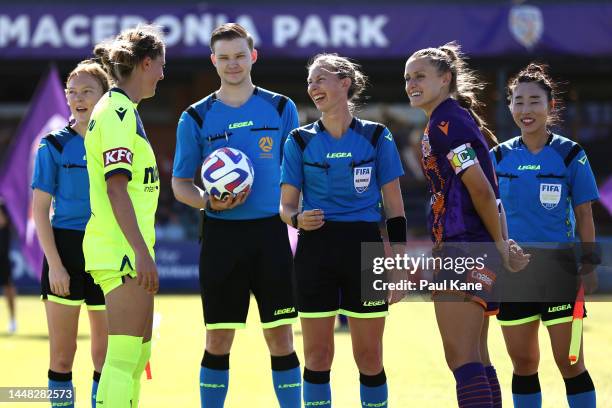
[201,147,254,200]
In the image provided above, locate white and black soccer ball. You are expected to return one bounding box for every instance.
[201,147,254,200]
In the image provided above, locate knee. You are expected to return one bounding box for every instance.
[510,351,540,375]
[555,355,585,378]
[353,346,383,375]
[51,343,77,372]
[441,341,480,371]
[91,343,107,371]
[305,344,334,371]
[205,331,234,355]
[264,327,294,356]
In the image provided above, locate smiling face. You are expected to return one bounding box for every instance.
[404,56,451,115]
[65,72,105,127]
[509,81,552,137]
[141,49,165,99]
[307,62,350,113]
[211,38,257,87]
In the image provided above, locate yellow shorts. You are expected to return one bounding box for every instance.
[90,269,137,296]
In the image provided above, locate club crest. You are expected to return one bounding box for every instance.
[509,4,544,49]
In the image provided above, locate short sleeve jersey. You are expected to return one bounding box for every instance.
[31,126,90,231]
[490,134,599,243]
[173,87,299,220]
[83,88,160,271]
[420,98,499,244]
[281,118,404,222]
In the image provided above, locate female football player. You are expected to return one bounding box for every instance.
[404,42,528,407]
[84,25,165,407]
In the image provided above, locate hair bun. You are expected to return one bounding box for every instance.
[525,63,548,76]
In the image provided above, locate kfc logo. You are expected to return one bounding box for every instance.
[104,148,133,167]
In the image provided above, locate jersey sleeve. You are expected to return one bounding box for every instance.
[280,98,300,144]
[568,149,599,206]
[280,133,304,189]
[375,127,404,186]
[173,109,203,179]
[31,137,59,195]
[99,103,136,181]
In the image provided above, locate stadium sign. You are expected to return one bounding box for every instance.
[0,4,610,58]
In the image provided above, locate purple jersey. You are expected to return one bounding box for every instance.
[420,98,499,244]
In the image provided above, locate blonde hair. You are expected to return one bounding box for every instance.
[307,53,368,112]
[93,24,165,82]
[66,59,111,93]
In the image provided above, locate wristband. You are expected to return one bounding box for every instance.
[291,213,299,229]
[580,253,601,266]
[386,216,407,243]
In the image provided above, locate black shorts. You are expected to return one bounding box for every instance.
[295,221,388,318]
[497,301,586,327]
[41,228,105,309]
[498,247,584,326]
[199,215,297,329]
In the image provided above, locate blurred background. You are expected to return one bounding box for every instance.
[0,0,610,292]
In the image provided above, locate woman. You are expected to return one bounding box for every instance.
[404,42,528,407]
[493,63,598,408]
[32,60,109,406]
[32,59,110,408]
[280,54,406,407]
[84,25,165,407]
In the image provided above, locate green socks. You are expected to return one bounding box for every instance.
[131,341,152,408]
[96,335,143,408]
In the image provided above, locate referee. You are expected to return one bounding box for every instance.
[280,54,406,407]
[172,23,301,408]
[493,63,598,408]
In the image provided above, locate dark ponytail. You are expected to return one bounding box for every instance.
[507,62,562,127]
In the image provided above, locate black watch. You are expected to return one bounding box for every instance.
[291,213,299,229]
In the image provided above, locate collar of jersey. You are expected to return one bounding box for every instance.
[430,97,456,118]
[316,117,357,139]
[109,87,138,107]
[212,86,259,109]
[65,125,78,137]
[518,131,554,148]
